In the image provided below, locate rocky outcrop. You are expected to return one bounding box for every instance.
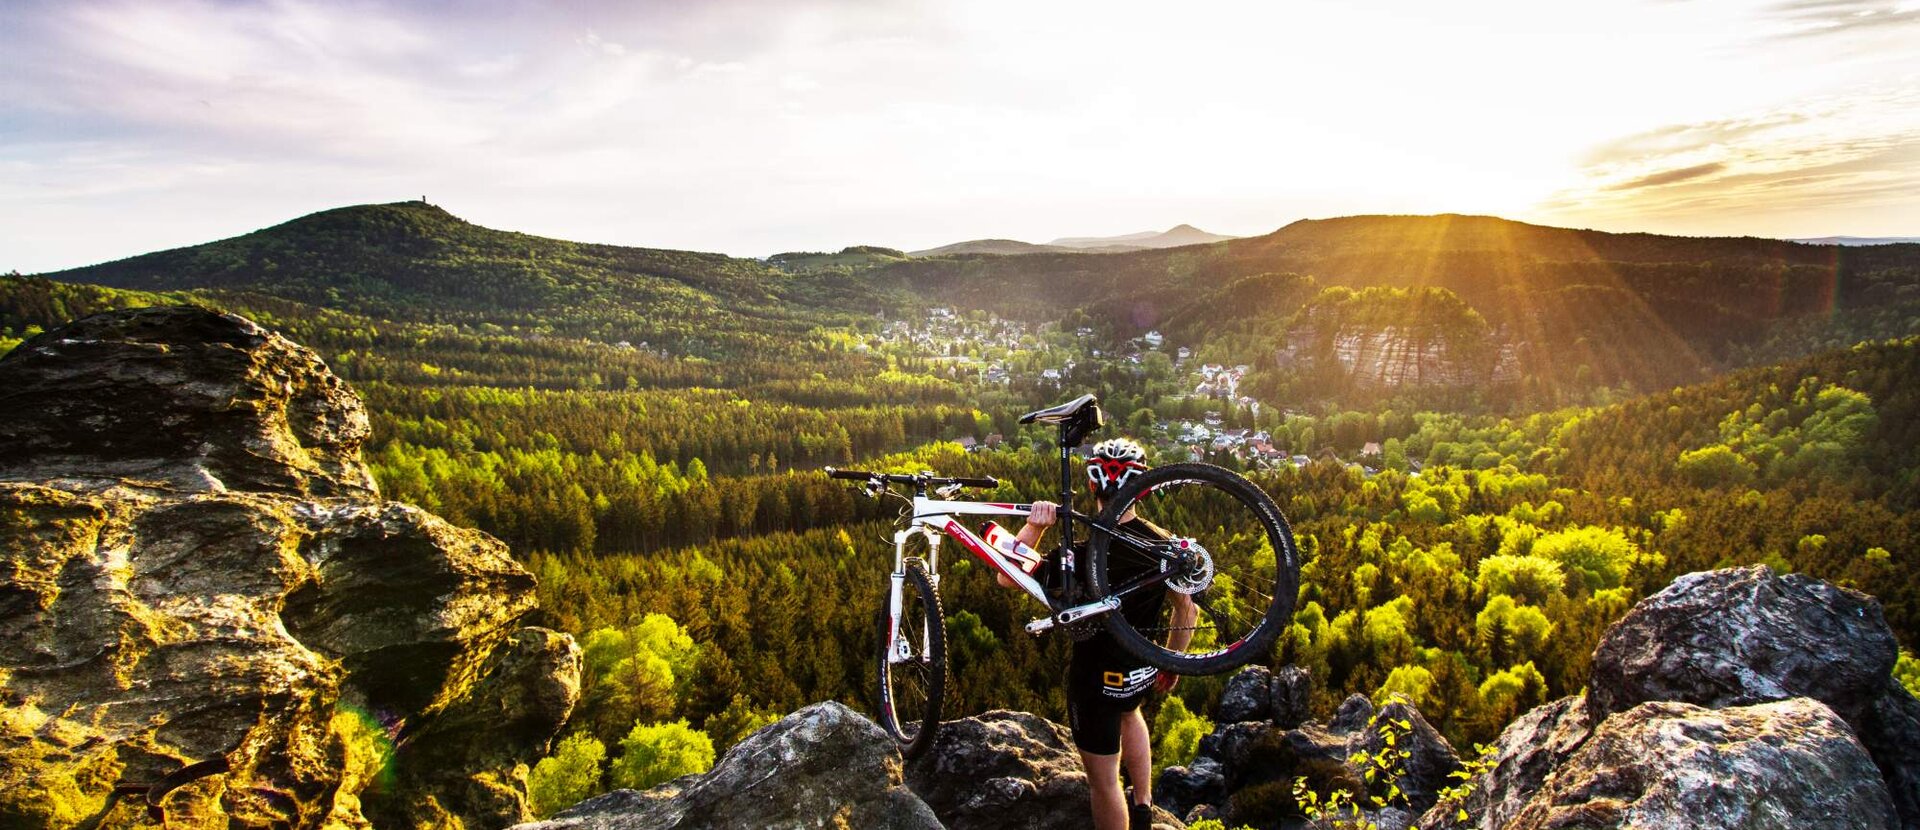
[1436,695,1593,830]
[0,305,376,497]
[906,709,1184,830]
[1505,699,1895,830]
[1161,674,1457,829]
[1428,565,1917,830]
[0,307,577,829]
[1350,700,1461,812]
[515,702,941,830]
[1586,565,1920,826]
[368,628,584,828]
[1216,665,1312,729]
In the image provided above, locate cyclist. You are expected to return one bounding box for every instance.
[997,437,1197,830]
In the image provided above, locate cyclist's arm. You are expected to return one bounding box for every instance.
[1166,591,1198,653]
[996,501,1057,589]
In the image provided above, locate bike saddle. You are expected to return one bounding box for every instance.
[1020,394,1104,447]
[1019,393,1099,425]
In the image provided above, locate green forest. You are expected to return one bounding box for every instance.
[6,202,1920,815]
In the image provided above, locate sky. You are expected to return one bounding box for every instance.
[2,0,1917,272]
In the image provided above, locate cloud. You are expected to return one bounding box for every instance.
[1763,0,1920,37]
[1537,85,1920,235]
[1604,162,1728,190]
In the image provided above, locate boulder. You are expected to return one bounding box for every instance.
[1156,756,1226,820]
[1503,699,1895,830]
[0,307,573,829]
[1589,566,1897,722]
[514,702,942,830]
[906,709,1184,829]
[1587,565,1920,825]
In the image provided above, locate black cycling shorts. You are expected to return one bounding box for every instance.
[1065,650,1157,755]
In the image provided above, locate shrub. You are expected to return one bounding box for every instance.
[610,719,715,790]
[528,733,606,817]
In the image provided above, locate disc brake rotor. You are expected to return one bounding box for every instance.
[1166,539,1215,595]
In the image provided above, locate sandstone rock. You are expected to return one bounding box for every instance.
[908,709,1184,829]
[367,627,583,829]
[0,307,570,829]
[1504,699,1895,830]
[515,702,941,830]
[1420,695,1592,830]
[1587,565,1919,825]
[0,306,375,498]
[1219,665,1274,723]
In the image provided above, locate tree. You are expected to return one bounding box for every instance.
[610,720,716,790]
[1674,444,1754,487]
[704,694,779,751]
[1474,555,1566,606]
[528,733,607,817]
[1150,696,1213,777]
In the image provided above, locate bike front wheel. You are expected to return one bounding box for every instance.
[1088,462,1300,675]
[875,560,945,759]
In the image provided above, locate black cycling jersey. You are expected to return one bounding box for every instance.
[1074,515,1171,686]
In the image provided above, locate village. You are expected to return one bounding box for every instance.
[865,307,1420,477]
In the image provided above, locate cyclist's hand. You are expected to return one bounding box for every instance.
[1154,670,1179,694]
[1026,501,1058,528]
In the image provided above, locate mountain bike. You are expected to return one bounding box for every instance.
[826,394,1301,759]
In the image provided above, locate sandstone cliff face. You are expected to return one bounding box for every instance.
[0,307,579,830]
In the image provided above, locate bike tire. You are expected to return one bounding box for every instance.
[1088,462,1300,676]
[875,560,945,759]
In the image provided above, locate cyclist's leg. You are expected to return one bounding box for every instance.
[1069,653,1132,830]
[1080,749,1128,830]
[1119,707,1152,807]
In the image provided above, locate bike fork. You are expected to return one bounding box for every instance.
[887,528,937,663]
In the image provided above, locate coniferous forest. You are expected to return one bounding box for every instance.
[6,202,1919,810]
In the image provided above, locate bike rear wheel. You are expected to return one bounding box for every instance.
[875,560,945,759]
[1088,462,1300,675]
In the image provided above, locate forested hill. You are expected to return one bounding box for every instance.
[33,201,896,359]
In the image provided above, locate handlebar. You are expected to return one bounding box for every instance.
[823,467,999,490]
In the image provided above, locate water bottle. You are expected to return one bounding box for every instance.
[982,522,1045,574]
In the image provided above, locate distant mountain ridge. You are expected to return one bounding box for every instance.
[1792,236,1920,246]
[1048,223,1238,249]
[908,223,1237,257]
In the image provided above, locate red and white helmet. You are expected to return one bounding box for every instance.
[1085,438,1149,498]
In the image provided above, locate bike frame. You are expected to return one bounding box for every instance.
[883,491,1181,663]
